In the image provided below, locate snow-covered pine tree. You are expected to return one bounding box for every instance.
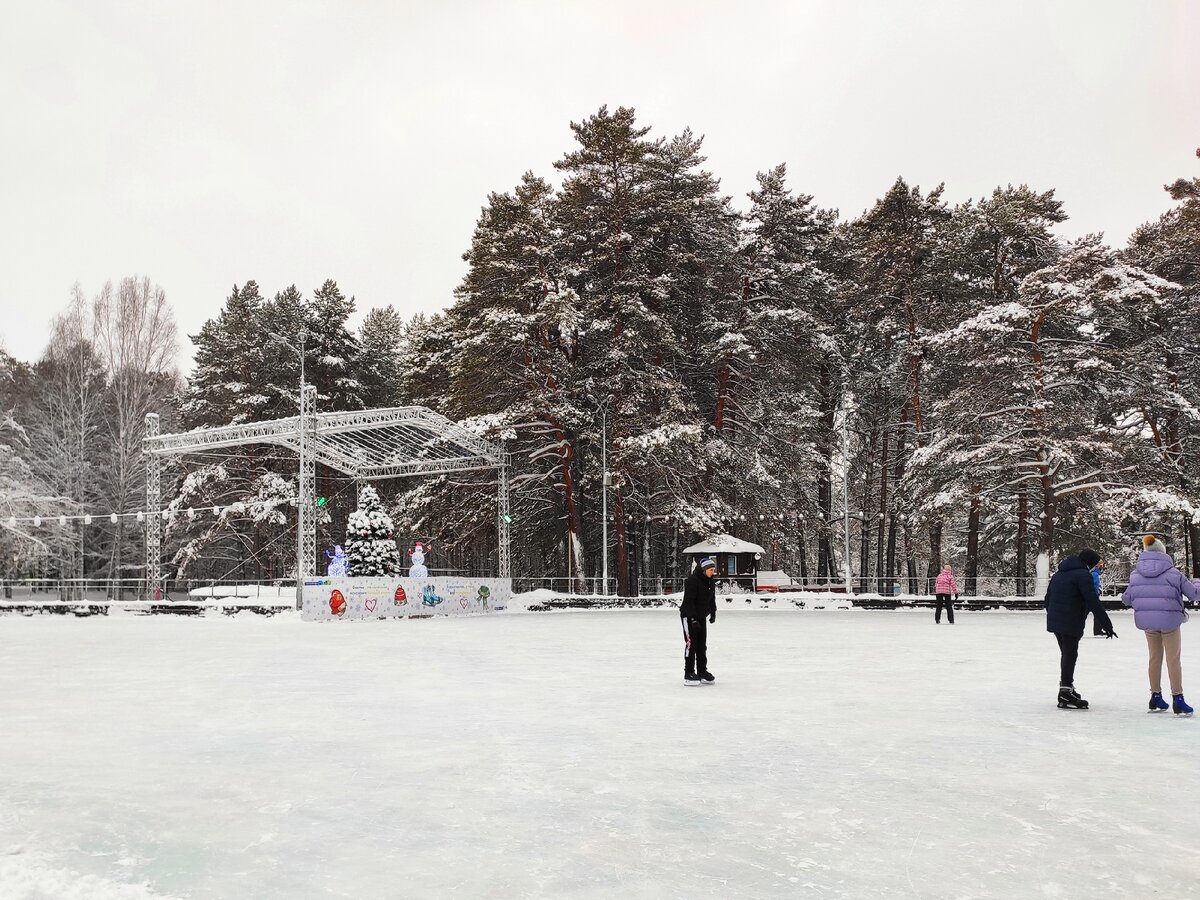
[308,279,363,412]
[904,186,1067,593]
[344,485,400,576]
[849,178,954,583]
[174,281,358,583]
[554,108,742,593]
[730,164,841,577]
[359,305,405,408]
[1124,149,1200,574]
[447,171,590,591]
[926,240,1172,595]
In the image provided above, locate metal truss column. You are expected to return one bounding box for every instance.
[297,384,318,601]
[497,453,511,579]
[144,413,162,601]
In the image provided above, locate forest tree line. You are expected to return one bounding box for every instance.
[2,107,1198,596]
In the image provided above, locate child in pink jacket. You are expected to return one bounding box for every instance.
[934,564,959,624]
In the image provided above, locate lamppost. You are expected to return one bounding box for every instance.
[268,328,309,599]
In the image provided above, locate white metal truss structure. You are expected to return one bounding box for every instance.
[143,404,510,601]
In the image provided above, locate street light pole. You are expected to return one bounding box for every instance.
[269,328,310,604]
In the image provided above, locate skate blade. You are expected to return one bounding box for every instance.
[1174,712,1194,717]
[683,681,702,687]
[1057,703,1088,710]
[1148,709,1170,714]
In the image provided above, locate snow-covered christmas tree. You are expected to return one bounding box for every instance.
[344,485,401,576]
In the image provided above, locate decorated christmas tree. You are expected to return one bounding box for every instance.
[343,485,401,576]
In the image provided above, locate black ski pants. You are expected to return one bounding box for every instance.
[682,614,708,676]
[935,593,955,624]
[1055,633,1080,687]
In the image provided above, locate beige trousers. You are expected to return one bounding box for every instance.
[1145,628,1183,695]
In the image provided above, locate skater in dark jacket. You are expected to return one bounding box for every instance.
[680,556,718,685]
[1046,548,1116,709]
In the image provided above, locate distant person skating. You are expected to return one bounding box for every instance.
[934,564,959,624]
[1046,548,1116,709]
[1091,558,1107,636]
[680,556,718,686]
[1122,534,1200,716]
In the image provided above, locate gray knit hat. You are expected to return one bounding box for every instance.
[1142,534,1167,554]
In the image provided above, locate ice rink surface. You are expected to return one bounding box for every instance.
[2,608,1198,899]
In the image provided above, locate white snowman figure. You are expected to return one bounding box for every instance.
[408,541,430,578]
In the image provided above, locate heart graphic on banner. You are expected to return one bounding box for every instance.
[459,596,469,609]
[365,598,378,612]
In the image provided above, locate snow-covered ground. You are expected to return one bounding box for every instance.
[1,609,1197,898]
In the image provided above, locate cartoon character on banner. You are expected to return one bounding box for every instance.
[408,541,431,578]
[329,589,348,618]
[393,585,408,606]
[325,545,349,577]
[477,585,490,611]
[421,584,444,607]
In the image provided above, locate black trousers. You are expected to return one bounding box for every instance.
[935,593,955,624]
[1055,633,1080,687]
[682,614,708,676]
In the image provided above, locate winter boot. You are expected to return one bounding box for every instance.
[684,673,702,687]
[1172,694,1194,717]
[1149,691,1170,713]
[698,671,715,684]
[1057,686,1089,710]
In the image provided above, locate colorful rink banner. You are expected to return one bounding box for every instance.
[301,576,510,622]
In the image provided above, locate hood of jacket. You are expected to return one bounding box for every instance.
[1134,550,1175,579]
[1057,555,1088,574]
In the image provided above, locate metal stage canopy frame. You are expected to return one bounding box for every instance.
[142,399,510,602]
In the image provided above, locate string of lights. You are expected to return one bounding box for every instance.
[2,499,313,529]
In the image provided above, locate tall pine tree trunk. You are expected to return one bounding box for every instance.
[891,419,908,595]
[1036,450,1056,598]
[875,425,889,585]
[904,525,919,594]
[816,360,836,580]
[926,523,942,594]
[1016,490,1029,596]
[965,485,981,596]
[1189,520,1200,579]
[860,422,877,586]
[796,519,809,584]
[713,275,751,433]
[613,482,629,596]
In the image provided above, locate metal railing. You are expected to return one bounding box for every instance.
[6,572,1128,603]
[0,578,297,603]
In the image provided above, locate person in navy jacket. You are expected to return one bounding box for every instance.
[1045,548,1115,709]
[680,556,718,685]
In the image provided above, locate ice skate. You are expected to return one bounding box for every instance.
[1057,686,1088,710]
[698,671,715,684]
[1148,691,1170,713]
[684,673,702,686]
[1172,694,1194,717]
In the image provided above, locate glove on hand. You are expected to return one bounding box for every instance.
[709,612,716,624]
[1104,628,1118,639]
[954,594,959,602]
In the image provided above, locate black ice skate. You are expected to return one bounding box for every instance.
[684,673,702,686]
[698,671,715,684]
[1057,686,1089,710]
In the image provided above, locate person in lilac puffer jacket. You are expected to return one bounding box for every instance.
[1122,534,1200,715]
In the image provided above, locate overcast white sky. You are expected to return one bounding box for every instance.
[1,0,1197,370]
